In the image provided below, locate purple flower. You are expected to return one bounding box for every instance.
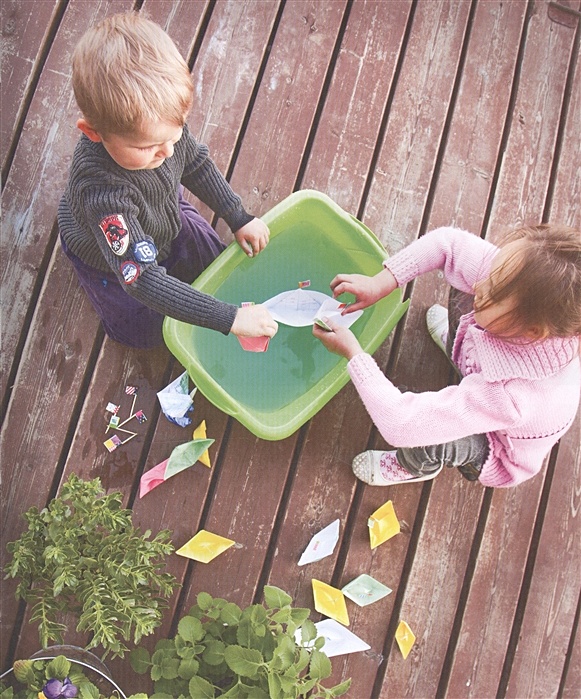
[42,678,78,699]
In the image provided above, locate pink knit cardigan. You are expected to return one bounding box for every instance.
[347,227,580,488]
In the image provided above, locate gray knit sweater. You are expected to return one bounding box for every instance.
[58,125,253,334]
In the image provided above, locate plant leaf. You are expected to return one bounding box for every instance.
[197,592,213,611]
[178,615,204,643]
[130,647,151,674]
[329,678,352,696]
[221,602,242,625]
[309,648,332,681]
[224,646,264,678]
[300,620,318,644]
[263,586,292,609]
[188,676,215,698]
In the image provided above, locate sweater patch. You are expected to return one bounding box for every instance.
[132,240,158,263]
[120,260,140,284]
[99,214,129,255]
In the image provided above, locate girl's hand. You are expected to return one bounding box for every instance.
[330,268,398,313]
[312,318,363,360]
[231,304,278,338]
[234,218,270,257]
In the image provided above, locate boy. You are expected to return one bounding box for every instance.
[58,12,278,348]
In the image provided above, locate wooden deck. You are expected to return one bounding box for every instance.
[1,0,580,696]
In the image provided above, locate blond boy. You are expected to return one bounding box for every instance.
[59,12,277,348]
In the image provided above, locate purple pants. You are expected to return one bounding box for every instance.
[61,194,226,349]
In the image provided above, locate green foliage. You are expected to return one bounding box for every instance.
[4,474,179,658]
[0,655,148,699]
[130,586,351,698]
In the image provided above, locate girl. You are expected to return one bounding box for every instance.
[313,225,581,488]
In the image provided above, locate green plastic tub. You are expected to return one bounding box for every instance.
[163,190,408,440]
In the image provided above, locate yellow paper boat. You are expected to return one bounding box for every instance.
[193,420,212,467]
[312,579,349,626]
[368,499,400,549]
[395,620,415,659]
[176,530,235,563]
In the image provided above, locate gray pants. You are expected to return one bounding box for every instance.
[396,289,489,481]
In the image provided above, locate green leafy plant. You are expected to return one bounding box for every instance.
[130,585,351,698]
[0,654,147,699]
[4,474,178,658]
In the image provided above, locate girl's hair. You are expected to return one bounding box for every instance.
[483,224,581,339]
[72,12,193,136]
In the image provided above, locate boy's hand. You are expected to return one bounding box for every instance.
[330,268,398,313]
[234,218,270,257]
[231,304,278,338]
[312,318,363,360]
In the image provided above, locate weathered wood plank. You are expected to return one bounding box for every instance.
[175,0,350,615]
[4,0,211,671]
[375,2,527,695]
[0,0,134,667]
[188,0,282,200]
[302,0,413,215]
[142,0,208,58]
[486,0,578,242]
[0,0,62,175]
[504,29,581,694]
[333,1,475,694]
[0,0,133,406]
[562,623,581,699]
[505,414,580,698]
[218,0,348,233]
[444,2,579,696]
[264,2,415,696]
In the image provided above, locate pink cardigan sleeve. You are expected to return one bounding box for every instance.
[384,227,498,292]
[347,353,522,448]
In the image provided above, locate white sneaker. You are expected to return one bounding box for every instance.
[352,450,442,486]
[426,304,449,355]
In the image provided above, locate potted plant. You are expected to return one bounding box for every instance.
[4,474,179,660]
[130,585,351,698]
[0,652,147,698]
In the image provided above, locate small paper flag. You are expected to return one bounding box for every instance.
[104,435,122,452]
[108,415,120,428]
[368,500,400,549]
[193,421,212,467]
[106,402,120,414]
[395,620,415,659]
[135,410,147,424]
[341,574,392,607]
[312,579,349,626]
[125,385,138,395]
[176,530,235,563]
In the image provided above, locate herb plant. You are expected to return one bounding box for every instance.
[4,474,178,659]
[0,654,147,699]
[130,585,351,698]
